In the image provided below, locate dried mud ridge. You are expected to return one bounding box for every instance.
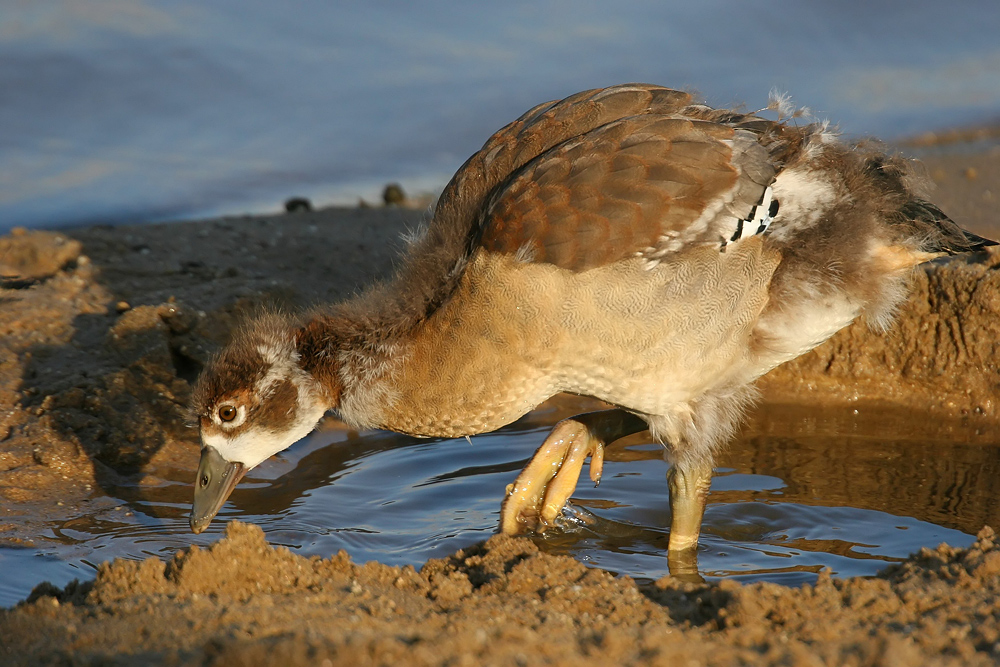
[2,521,1000,666]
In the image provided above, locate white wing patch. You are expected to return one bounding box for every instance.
[720,186,778,251]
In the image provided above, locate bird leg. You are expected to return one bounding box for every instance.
[500,409,647,534]
[667,546,703,582]
[667,460,714,552]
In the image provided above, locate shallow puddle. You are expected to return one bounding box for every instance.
[2,399,997,607]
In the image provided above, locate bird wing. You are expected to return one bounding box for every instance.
[478,114,778,272]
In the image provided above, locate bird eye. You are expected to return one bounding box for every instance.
[218,405,238,422]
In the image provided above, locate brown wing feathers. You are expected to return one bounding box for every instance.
[344,85,695,326]
[479,116,782,271]
[479,117,734,270]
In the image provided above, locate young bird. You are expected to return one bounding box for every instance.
[189,84,994,560]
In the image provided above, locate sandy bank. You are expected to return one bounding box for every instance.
[3,522,1000,665]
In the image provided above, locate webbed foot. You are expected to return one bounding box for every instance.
[500,409,646,534]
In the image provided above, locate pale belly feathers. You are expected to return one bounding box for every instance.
[377,235,810,438]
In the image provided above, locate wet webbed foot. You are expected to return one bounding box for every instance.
[500,409,647,534]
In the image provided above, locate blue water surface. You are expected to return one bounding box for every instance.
[3,404,993,608]
[2,1,999,230]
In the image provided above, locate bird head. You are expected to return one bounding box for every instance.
[188,316,330,533]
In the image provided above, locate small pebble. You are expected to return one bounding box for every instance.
[285,197,312,213]
[964,167,978,180]
[383,183,405,206]
[115,301,130,313]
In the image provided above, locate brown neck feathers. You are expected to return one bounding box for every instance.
[294,316,348,407]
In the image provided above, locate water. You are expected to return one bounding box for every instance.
[2,400,994,608]
[2,1,1000,231]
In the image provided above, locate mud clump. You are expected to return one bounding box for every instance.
[0,228,82,282]
[762,250,1000,420]
[3,522,1000,666]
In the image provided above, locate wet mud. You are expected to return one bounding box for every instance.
[1,146,1000,664]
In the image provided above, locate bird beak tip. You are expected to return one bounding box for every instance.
[190,446,246,534]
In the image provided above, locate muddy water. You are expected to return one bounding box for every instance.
[2,398,994,608]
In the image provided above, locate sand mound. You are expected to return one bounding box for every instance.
[3,521,1000,666]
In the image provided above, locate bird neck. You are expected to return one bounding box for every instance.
[290,252,553,438]
[292,267,444,431]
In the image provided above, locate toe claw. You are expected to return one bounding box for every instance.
[589,442,605,485]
